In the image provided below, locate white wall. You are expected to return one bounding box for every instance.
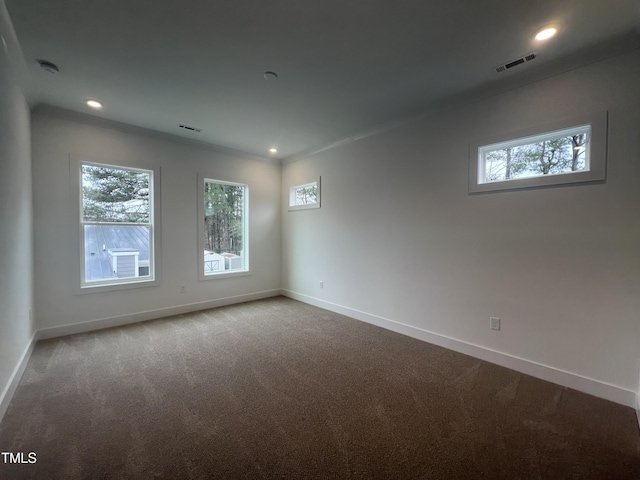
[32,110,281,334]
[0,0,34,418]
[282,48,640,406]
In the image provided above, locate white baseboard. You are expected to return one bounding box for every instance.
[636,390,640,429]
[0,333,37,425]
[282,289,636,408]
[37,289,282,340]
[5,289,636,426]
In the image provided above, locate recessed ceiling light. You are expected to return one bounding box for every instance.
[264,71,278,81]
[85,99,103,109]
[535,26,558,41]
[269,147,278,153]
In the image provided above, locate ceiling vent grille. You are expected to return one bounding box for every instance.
[495,52,536,73]
[179,124,202,133]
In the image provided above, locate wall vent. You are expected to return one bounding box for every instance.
[495,52,536,73]
[179,124,202,133]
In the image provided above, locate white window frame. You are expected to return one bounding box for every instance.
[288,177,321,211]
[198,175,250,281]
[71,155,161,293]
[469,111,607,194]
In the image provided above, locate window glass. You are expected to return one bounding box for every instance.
[289,178,321,210]
[203,179,248,275]
[479,125,590,184]
[290,182,318,206]
[469,111,607,194]
[81,163,154,286]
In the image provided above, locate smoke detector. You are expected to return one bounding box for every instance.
[38,59,59,74]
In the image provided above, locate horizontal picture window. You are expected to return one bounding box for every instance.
[479,125,590,184]
[469,111,607,194]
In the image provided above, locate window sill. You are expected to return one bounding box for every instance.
[199,270,251,281]
[75,277,160,295]
[288,203,320,211]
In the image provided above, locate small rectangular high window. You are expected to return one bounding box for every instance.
[479,125,591,184]
[289,178,320,211]
[469,111,607,194]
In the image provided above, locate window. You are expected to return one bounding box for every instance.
[200,178,248,278]
[480,125,590,183]
[79,162,158,289]
[289,178,320,210]
[469,111,607,193]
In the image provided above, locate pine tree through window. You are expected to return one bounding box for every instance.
[469,112,607,194]
[288,178,320,211]
[479,125,591,184]
[202,179,248,275]
[80,162,155,286]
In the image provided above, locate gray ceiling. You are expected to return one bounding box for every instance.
[6,0,640,161]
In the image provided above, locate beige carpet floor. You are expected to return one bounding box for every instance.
[1,296,639,479]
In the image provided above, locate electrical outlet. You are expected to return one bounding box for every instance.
[179,285,186,293]
[490,317,500,331]
[319,280,324,289]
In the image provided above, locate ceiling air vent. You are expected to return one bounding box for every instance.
[179,124,202,133]
[495,52,536,73]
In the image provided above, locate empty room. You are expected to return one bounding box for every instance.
[1,0,639,478]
